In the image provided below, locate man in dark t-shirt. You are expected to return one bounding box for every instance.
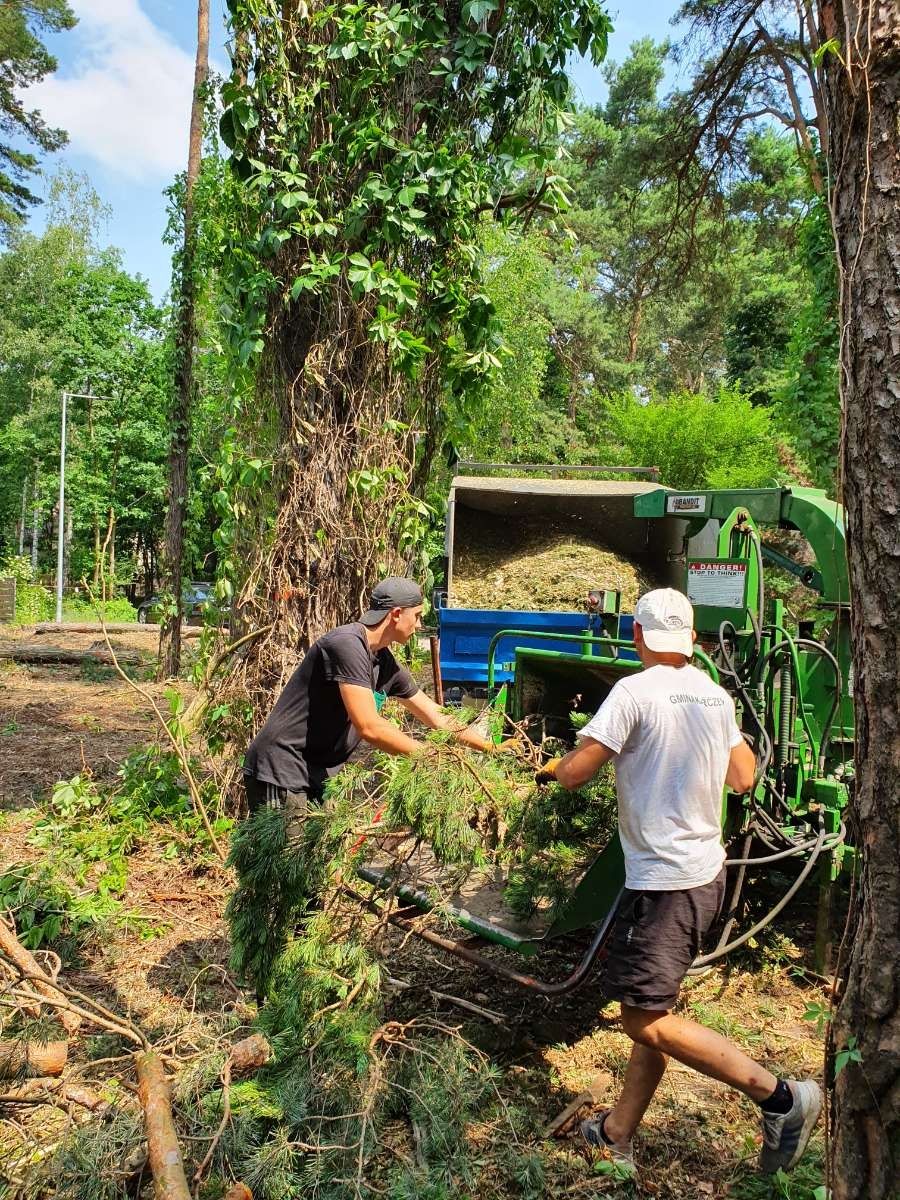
[243,576,496,815]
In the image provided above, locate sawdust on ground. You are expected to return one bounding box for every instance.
[452,516,658,611]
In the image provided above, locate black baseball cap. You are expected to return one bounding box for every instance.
[359,577,423,626]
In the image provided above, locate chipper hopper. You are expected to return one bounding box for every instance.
[359,473,853,988]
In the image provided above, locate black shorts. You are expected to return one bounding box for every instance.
[243,774,324,814]
[601,868,726,1012]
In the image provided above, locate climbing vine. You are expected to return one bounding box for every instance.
[216,0,611,703]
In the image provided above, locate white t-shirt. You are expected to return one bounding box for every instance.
[578,663,743,891]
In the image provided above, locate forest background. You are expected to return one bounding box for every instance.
[0,12,839,618]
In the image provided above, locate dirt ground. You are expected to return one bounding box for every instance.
[0,624,199,808]
[0,637,832,1199]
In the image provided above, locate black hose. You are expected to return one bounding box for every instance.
[688,818,827,971]
[752,636,842,773]
[714,830,752,954]
[751,798,797,847]
[717,619,772,791]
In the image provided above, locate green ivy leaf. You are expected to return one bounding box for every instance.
[463,0,498,24]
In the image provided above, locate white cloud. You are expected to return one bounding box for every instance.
[26,0,201,182]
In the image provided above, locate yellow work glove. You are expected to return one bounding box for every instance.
[535,757,562,784]
[492,736,524,754]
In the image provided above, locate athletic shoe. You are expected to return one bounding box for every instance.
[580,1110,635,1170]
[759,1079,823,1174]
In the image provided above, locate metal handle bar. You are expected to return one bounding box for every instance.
[486,628,719,691]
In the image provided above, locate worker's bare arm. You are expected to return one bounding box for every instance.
[556,737,616,789]
[398,690,493,752]
[725,739,756,793]
[338,683,421,756]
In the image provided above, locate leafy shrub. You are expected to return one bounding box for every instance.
[0,862,115,951]
[63,594,137,622]
[0,555,55,622]
[599,385,783,490]
[30,754,229,912]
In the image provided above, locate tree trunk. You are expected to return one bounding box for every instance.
[30,465,39,572]
[108,509,116,595]
[626,295,643,362]
[93,512,101,586]
[17,476,26,555]
[820,5,900,1197]
[158,0,209,680]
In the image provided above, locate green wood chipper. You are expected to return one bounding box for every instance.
[359,474,853,990]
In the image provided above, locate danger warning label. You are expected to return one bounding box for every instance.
[687,560,748,608]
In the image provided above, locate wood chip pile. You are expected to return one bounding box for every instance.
[451,514,658,611]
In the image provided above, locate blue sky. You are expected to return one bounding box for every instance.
[25,0,689,301]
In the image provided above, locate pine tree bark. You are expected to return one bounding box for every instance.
[820,4,900,1196]
[158,0,209,679]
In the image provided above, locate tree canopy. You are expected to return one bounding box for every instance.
[0,0,76,239]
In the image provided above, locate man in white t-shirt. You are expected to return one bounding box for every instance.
[538,589,822,1176]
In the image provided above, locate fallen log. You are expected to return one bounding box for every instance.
[0,1039,68,1078]
[0,644,143,666]
[0,1076,106,1112]
[34,622,203,637]
[135,1050,192,1200]
[0,920,80,1034]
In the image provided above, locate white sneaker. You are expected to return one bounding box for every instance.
[759,1079,823,1174]
[580,1109,635,1171]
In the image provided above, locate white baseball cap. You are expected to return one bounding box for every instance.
[634,588,695,657]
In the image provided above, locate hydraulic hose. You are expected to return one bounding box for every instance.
[687,817,827,971]
[725,823,845,866]
[714,830,752,956]
[753,634,818,763]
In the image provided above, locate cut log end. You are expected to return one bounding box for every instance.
[222,1186,253,1200]
[228,1033,271,1075]
[0,1039,68,1079]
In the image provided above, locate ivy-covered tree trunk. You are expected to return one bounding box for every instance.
[820,3,900,1196]
[159,0,209,679]
[219,0,612,711]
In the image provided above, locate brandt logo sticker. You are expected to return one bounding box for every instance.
[666,494,707,514]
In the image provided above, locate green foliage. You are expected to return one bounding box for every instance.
[36,1109,145,1200]
[0,554,55,621]
[833,1035,862,1080]
[16,747,228,959]
[211,0,613,640]
[0,0,76,239]
[777,195,840,487]
[0,861,107,951]
[63,595,138,622]
[504,767,617,917]
[600,387,782,489]
[0,170,171,590]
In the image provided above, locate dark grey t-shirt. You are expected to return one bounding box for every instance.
[243,622,417,791]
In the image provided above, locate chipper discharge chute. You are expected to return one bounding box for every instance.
[358,478,853,988]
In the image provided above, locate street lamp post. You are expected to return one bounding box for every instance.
[55,391,116,624]
[55,391,69,624]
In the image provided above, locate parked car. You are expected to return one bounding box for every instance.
[136,581,227,626]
